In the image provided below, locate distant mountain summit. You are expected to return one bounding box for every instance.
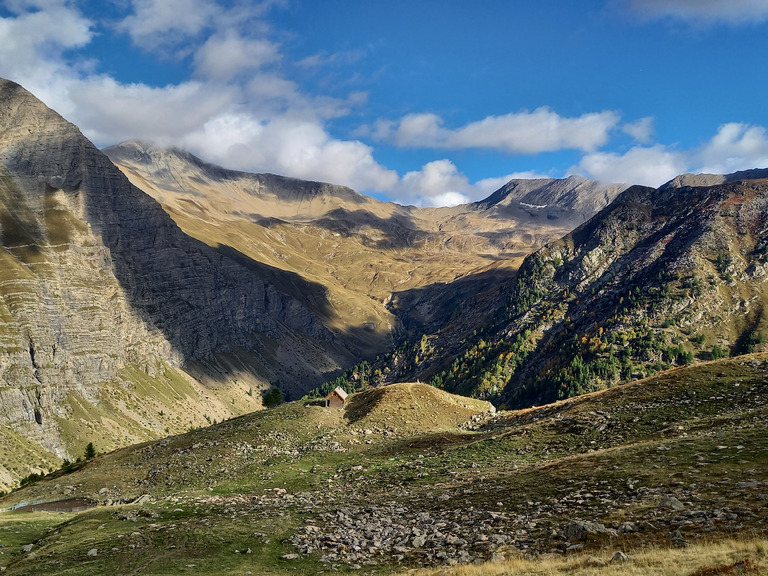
[478,175,627,225]
[661,168,768,189]
[103,140,373,220]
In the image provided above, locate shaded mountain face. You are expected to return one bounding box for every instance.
[104,141,626,345]
[363,178,768,407]
[0,78,360,484]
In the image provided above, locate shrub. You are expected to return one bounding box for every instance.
[263,387,282,408]
[711,344,728,360]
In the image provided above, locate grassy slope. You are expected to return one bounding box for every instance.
[0,359,766,575]
[396,538,768,576]
[0,363,263,492]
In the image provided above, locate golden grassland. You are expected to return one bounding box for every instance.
[396,537,768,576]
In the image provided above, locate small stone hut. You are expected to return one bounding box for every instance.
[325,387,348,409]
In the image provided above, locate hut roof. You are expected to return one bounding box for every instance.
[328,387,348,401]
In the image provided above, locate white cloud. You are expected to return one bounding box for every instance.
[628,0,768,24]
[118,0,216,50]
[193,32,281,80]
[390,113,444,147]
[390,161,545,207]
[179,115,399,192]
[573,122,768,187]
[65,78,237,144]
[0,2,92,73]
[621,116,655,144]
[374,108,621,154]
[695,122,768,174]
[574,145,687,187]
[396,160,472,206]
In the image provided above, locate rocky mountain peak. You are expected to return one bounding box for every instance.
[476,174,628,226]
[660,168,768,189]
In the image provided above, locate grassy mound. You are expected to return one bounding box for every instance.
[344,382,494,431]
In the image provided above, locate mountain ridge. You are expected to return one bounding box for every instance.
[0,78,361,486]
[348,177,768,408]
[104,140,628,352]
[661,167,768,189]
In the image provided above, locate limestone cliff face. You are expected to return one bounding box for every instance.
[0,79,355,477]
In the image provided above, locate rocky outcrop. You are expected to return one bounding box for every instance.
[360,177,768,407]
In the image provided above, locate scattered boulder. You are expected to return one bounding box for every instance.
[658,495,685,511]
[562,520,616,541]
[611,551,629,563]
[584,555,607,567]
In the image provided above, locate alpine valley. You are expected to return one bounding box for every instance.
[0,79,766,576]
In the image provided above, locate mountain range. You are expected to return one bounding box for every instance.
[0,78,625,487]
[1,74,767,495]
[1,76,768,575]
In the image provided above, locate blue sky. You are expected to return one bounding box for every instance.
[1,0,768,206]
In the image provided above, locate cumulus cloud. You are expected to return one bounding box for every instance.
[621,116,655,144]
[395,160,473,206]
[0,1,92,73]
[181,115,399,192]
[374,108,621,154]
[695,122,768,174]
[573,122,768,187]
[118,0,216,50]
[627,0,768,24]
[193,32,281,80]
[390,161,546,207]
[574,145,687,187]
[65,78,237,144]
